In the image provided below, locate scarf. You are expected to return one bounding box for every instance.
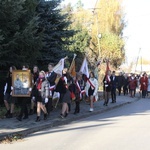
[37,78,45,90]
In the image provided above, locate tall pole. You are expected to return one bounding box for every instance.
[93,9,101,90]
[91,0,101,59]
[141,56,142,73]
[135,48,141,73]
[94,9,101,59]
[96,0,101,59]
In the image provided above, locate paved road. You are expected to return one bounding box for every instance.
[0,94,139,139]
[1,98,150,150]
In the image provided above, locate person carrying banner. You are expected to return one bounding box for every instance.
[69,54,76,78]
[79,57,89,80]
[46,63,57,114]
[73,72,85,114]
[16,65,31,121]
[55,68,71,118]
[85,72,99,112]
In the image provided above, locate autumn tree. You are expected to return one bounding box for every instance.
[90,0,125,68]
[61,1,91,70]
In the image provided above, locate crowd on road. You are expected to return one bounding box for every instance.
[2,61,150,122]
[3,63,99,121]
[103,70,150,106]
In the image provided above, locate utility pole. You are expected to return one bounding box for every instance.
[135,48,141,73]
[141,56,142,73]
[91,8,101,59]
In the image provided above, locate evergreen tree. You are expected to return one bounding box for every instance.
[0,0,42,68]
[0,0,24,66]
[37,0,74,66]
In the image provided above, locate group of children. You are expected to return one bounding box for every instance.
[3,63,99,122]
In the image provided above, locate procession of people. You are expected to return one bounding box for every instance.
[2,56,150,122]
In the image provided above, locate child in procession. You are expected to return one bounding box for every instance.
[85,72,99,112]
[35,71,49,122]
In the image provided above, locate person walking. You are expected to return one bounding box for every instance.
[29,65,39,115]
[85,72,98,112]
[16,65,31,121]
[103,70,111,106]
[123,73,129,95]
[74,72,85,114]
[128,73,137,98]
[139,72,148,98]
[4,66,17,118]
[110,71,118,103]
[117,72,124,95]
[147,75,150,97]
[35,71,49,122]
[55,68,71,118]
[46,63,57,114]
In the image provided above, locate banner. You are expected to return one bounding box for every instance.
[53,58,65,75]
[69,58,76,77]
[79,57,89,78]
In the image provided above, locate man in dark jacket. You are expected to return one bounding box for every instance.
[46,63,57,114]
[117,72,124,95]
[110,71,118,103]
[123,73,129,95]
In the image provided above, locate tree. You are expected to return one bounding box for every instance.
[36,0,74,66]
[0,0,24,66]
[0,0,42,68]
[100,32,125,67]
[90,0,125,68]
[75,0,84,10]
[62,1,91,69]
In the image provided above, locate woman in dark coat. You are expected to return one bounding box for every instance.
[29,65,39,115]
[123,73,129,95]
[73,72,85,114]
[139,72,148,98]
[55,68,71,118]
[128,73,137,98]
[4,66,17,118]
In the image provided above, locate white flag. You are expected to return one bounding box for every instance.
[79,57,89,78]
[53,58,65,75]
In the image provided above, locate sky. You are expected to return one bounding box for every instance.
[123,0,150,65]
[62,0,150,65]
[61,0,98,9]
